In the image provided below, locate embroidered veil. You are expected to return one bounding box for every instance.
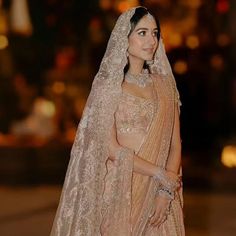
[50,7,182,236]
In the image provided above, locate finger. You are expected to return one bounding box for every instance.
[152,209,167,227]
[150,212,164,226]
[153,214,167,227]
[149,211,160,225]
[152,214,164,227]
[158,216,167,227]
[148,211,156,222]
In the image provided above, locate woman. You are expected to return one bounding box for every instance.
[50,6,185,236]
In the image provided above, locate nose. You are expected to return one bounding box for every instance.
[147,34,157,46]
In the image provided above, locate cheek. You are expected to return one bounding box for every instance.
[128,37,142,54]
[152,39,158,54]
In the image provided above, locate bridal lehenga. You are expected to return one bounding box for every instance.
[50,7,185,236]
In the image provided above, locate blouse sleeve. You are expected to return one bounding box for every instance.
[108,117,134,161]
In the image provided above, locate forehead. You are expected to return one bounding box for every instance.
[134,15,157,30]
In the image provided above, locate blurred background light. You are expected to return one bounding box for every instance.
[184,0,202,9]
[10,0,33,36]
[210,54,224,70]
[52,82,66,95]
[217,33,231,47]
[34,99,56,118]
[173,60,188,75]
[0,34,8,49]
[221,145,236,168]
[0,2,8,34]
[169,32,182,48]
[186,35,199,49]
[99,0,139,12]
[216,0,230,14]
[99,0,112,10]
[117,0,139,12]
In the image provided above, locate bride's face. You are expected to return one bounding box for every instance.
[128,15,158,62]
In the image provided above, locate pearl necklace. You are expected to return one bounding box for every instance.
[124,72,152,88]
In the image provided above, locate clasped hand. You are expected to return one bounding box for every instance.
[148,195,171,228]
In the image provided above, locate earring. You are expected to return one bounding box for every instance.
[126,51,129,57]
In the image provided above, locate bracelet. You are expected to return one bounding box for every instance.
[152,168,180,192]
[156,188,175,201]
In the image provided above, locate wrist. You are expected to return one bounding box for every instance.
[156,188,175,201]
[152,168,180,192]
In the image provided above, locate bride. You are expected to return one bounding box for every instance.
[50,6,185,236]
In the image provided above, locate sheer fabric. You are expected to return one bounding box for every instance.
[50,6,184,236]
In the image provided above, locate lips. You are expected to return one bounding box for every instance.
[143,48,154,53]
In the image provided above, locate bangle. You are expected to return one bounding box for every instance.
[156,188,175,201]
[153,168,180,192]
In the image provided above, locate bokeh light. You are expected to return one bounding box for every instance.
[217,33,231,47]
[169,32,183,48]
[33,98,56,118]
[0,35,8,49]
[52,82,66,95]
[173,60,188,75]
[117,0,139,13]
[221,145,236,168]
[216,0,230,14]
[210,54,224,70]
[186,35,199,49]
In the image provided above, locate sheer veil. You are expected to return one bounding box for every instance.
[50,6,181,236]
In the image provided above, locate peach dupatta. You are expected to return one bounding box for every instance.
[101,74,184,236]
[131,74,185,235]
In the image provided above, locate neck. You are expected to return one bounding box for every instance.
[127,56,144,75]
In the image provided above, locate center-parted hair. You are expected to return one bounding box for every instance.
[125,7,161,72]
[129,7,161,40]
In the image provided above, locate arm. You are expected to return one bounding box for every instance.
[108,121,159,177]
[109,120,178,184]
[166,105,182,175]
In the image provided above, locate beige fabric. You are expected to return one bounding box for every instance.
[130,74,184,235]
[50,6,184,236]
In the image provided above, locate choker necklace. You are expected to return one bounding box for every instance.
[124,72,152,88]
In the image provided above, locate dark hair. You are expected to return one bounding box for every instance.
[124,7,161,73]
[129,7,161,40]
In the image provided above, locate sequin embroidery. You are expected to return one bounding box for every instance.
[115,91,155,134]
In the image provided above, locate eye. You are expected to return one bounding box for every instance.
[138,31,146,36]
[152,31,158,37]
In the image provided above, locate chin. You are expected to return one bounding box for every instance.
[144,56,154,61]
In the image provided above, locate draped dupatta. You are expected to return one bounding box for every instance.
[50,7,184,236]
[131,75,184,235]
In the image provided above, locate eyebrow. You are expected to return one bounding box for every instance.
[135,27,158,31]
